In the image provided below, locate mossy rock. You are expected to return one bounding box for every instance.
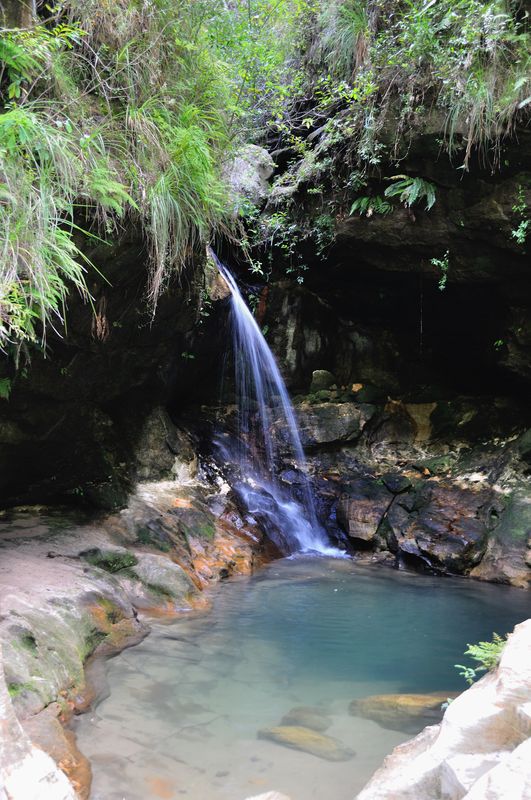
[81,548,138,573]
[130,553,197,601]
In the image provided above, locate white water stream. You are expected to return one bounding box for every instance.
[212,253,335,555]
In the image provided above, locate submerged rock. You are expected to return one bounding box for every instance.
[349,692,457,734]
[280,706,331,732]
[258,725,354,761]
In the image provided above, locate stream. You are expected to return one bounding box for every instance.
[74,556,531,800]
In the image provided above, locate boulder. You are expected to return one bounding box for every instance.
[310,370,336,391]
[349,692,457,734]
[295,402,375,449]
[258,726,354,761]
[226,144,275,209]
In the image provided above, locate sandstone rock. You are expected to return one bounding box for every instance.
[245,793,292,800]
[22,703,91,799]
[258,726,354,761]
[0,644,77,800]
[441,752,505,799]
[349,692,456,734]
[461,737,531,799]
[356,619,531,800]
[337,477,393,545]
[280,706,331,732]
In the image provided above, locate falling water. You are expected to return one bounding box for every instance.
[211,252,334,554]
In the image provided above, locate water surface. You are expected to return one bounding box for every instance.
[75,558,531,800]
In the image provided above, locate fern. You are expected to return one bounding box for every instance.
[350,195,393,217]
[455,632,507,685]
[86,167,138,218]
[384,176,437,210]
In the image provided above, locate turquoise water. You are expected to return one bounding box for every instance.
[75,558,531,800]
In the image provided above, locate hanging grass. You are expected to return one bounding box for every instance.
[0,0,235,350]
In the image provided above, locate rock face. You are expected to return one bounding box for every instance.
[258,725,355,762]
[356,619,531,800]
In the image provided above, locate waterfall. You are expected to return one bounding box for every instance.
[211,252,335,555]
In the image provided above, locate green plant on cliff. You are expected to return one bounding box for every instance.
[256,0,530,263]
[511,185,529,246]
[455,631,507,685]
[350,194,393,216]
[431,250,450,291]
[384,176,437,211]
[0,0,235,351]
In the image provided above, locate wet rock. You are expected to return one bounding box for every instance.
[310,370,336,392]
[350,692,457,734]
[280,706,331,732]
[337,477,393,546]
[295,402,375,449]
[258,726,354,761]
[356,619,531,800]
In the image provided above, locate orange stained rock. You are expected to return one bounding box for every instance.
[145,775,177,798]
[172,497,192,508]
